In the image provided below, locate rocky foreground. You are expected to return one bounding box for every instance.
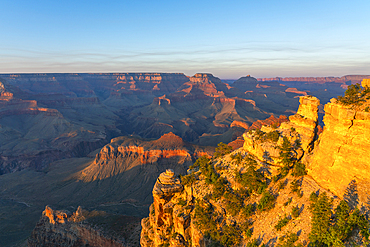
[140,80,370,246]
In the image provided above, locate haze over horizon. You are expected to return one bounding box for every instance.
[1,0,369,79]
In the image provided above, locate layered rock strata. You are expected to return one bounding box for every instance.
[79,133,213,182]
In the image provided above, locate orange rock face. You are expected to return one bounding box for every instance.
[308,100,370,203]
[361,78,370,88]
[280,96,320,151]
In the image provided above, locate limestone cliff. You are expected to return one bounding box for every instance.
[308,80,370,203]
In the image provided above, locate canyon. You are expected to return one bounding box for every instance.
[0,73,369,246]
[0,72,357,175]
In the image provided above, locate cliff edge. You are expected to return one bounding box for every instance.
[308,79,370,203]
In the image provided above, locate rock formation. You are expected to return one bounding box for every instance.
[28,206,126,247]
[139,149,346,246]
[141,169,184,247]
[280,96,320,151]
[242,85,370,205]
[80,133,214,182]
[243,96,320,164]
[307,80,370,203]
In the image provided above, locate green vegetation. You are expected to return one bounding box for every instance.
[291,162,307,177]
[291,205,300,218]
[257,191,275,211]
[309,192,318,204]
[212,177,228,199]
[337,83,370,105]
[277,136,294,178]
[309,192,369,246]
[277,232,301,247]
[190,155,210,169]
[273,136,306,180]
[254,129,280,142]
[277,180,286,190]
[242,203,256,217]
[290,179,302,197]
[275,215,291,231]
[284,197,292,206]
[180,173,196,186]
[191,155,219,185]
[193,200,242,247]
[224,191,244,216]
[158,243,170,247]
[231,152,243,164]
[177,198,187,206]
[182,109,369,247]
[244,228,253,238]
[235,157,267,194]
[310,192,332,244]
[265,130,280,142]
[246,239,259,247]
[214,142,233,158]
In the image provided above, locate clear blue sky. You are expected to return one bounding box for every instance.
[0,0,369,78]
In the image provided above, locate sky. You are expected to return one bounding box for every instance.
[0,0,369,79]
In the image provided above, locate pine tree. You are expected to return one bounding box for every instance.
[278,136,293,177]
[331,200,351,240]
[309,192,332,245]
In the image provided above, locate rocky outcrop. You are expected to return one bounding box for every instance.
[243,96,320,164]
[28,206,125,247]
[141,169,185,247]
[140,154,340,246]
[280,96,320,151]
[308,96,370,203]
